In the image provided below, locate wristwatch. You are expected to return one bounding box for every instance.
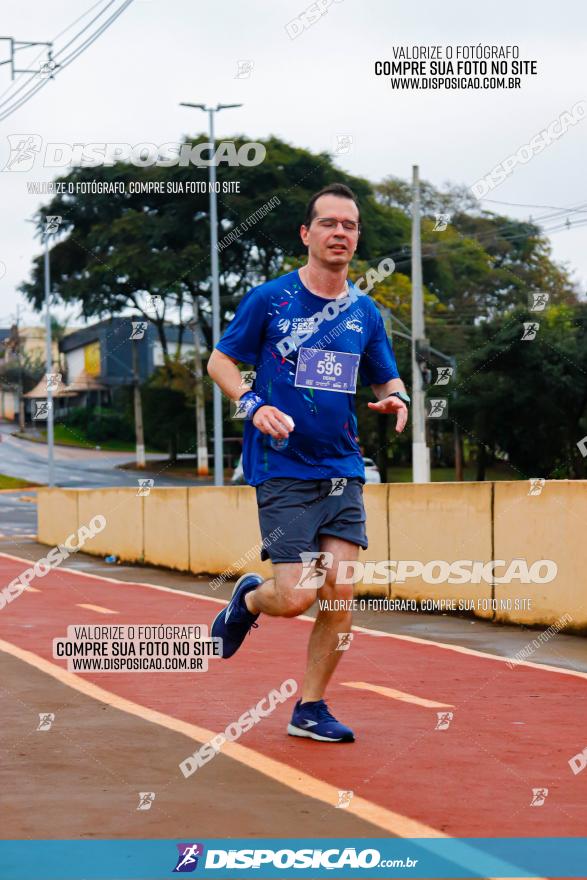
[387,390,411,406]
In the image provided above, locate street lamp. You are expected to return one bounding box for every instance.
[43,229,55,486]
[180,101,243,486]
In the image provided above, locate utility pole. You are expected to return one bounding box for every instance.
[411,165,430,482]
[179,101,242,486]
[451,356,463,481]
[15,305,25,431]
[43,234,55,486]
[192,296,209,476]
[131,339,146,469]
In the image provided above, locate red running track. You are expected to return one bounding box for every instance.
[1,552,585,838]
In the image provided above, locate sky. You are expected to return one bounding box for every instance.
[0,0,585,328]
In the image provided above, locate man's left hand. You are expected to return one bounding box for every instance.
[367,396,409,433]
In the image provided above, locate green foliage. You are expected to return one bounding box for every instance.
[86,410,135,443]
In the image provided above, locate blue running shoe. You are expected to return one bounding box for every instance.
[211,573,262,659]
[287,699,355,742]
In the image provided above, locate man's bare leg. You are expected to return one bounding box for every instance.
[301,536,357,703]
[245,536,357,702]
[245,563,316,618]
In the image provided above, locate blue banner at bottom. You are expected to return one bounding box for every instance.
[1,838,585,879]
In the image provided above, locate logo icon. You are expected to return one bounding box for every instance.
[529,292,549,312]
[427,399,448,419]
[433,213,451,231]
[530,787,548,807]
[277,318,291,333]
[235,59,254,79]
[521,322,539,341]
[45,372,62,390]
[435,711,454,731]
[44,215,63,234]
[329,477,347,496]
[33,400,52,420]
[295,551,334,589]
[239,370,256,389]
[137,479,154,497]
[336,632,353,652]
[173,843,204,872]
[145,293,162,313]
[434,366,454,385]
[336,790,354,808]
[334,134,353,155]
[39,59,59,79]
[36,712,55,731]
[4,134,42,171]
[528,478,545,496]
[137,792,155,810]
[130,321,149,340]
[345,319,362,333]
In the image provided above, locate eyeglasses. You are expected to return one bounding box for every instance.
[312,217,360,232]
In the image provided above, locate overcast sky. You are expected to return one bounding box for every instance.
[1,0,585,327]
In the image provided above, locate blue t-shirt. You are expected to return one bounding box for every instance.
[216,269,400,486]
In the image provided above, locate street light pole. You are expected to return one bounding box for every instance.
[179,101,242,486]
[411,165,430,483]
[43,233,55,486]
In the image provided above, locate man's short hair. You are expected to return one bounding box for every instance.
[303,183,360,228]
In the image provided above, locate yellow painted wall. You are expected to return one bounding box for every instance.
[144,488,189,571]
[386,482,494,618]
[36,488,78,547]
[493,481,587,629]
[76,488,143,562]
[188,487,272,583]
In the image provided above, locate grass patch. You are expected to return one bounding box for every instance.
[16,426,158,453]
[388,465,520,482]
[0,473,39,489]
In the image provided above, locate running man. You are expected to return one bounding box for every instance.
[208,183,409,742]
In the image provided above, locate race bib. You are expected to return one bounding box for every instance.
[294,348,360,393]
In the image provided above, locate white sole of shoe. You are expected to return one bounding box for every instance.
[286,723,346,742]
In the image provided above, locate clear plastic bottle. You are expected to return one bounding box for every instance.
[270,414,294,451]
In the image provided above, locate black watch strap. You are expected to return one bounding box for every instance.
[387,390,411,406]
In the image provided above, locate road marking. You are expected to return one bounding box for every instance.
[0,638,543,879]
[76,603,118,615]
[0,550,585,682]
[342,681,454,709]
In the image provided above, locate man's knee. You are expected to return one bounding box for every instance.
[280,588,316,617]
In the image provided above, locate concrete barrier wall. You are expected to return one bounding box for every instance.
[387,482,494,618]
[493,481,587,629]
[35,482,587,632]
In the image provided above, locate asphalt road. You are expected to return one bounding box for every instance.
[0,422,201,489]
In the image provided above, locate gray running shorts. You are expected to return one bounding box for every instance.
[255,477,368,564]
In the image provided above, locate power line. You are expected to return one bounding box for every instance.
[0,0,134,122]
[378,209,587,269]
[0,0,113,107]
[480,197,587,212]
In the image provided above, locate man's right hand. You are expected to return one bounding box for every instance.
[252,406,293,439]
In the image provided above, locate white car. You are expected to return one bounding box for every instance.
[231,454,245,484]
[363,457,381,483]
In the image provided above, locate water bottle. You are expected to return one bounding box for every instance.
[270,414,294,451]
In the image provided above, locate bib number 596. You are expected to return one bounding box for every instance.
[316,352,343,377]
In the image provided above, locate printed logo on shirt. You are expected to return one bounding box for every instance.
[291,316,317,335]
